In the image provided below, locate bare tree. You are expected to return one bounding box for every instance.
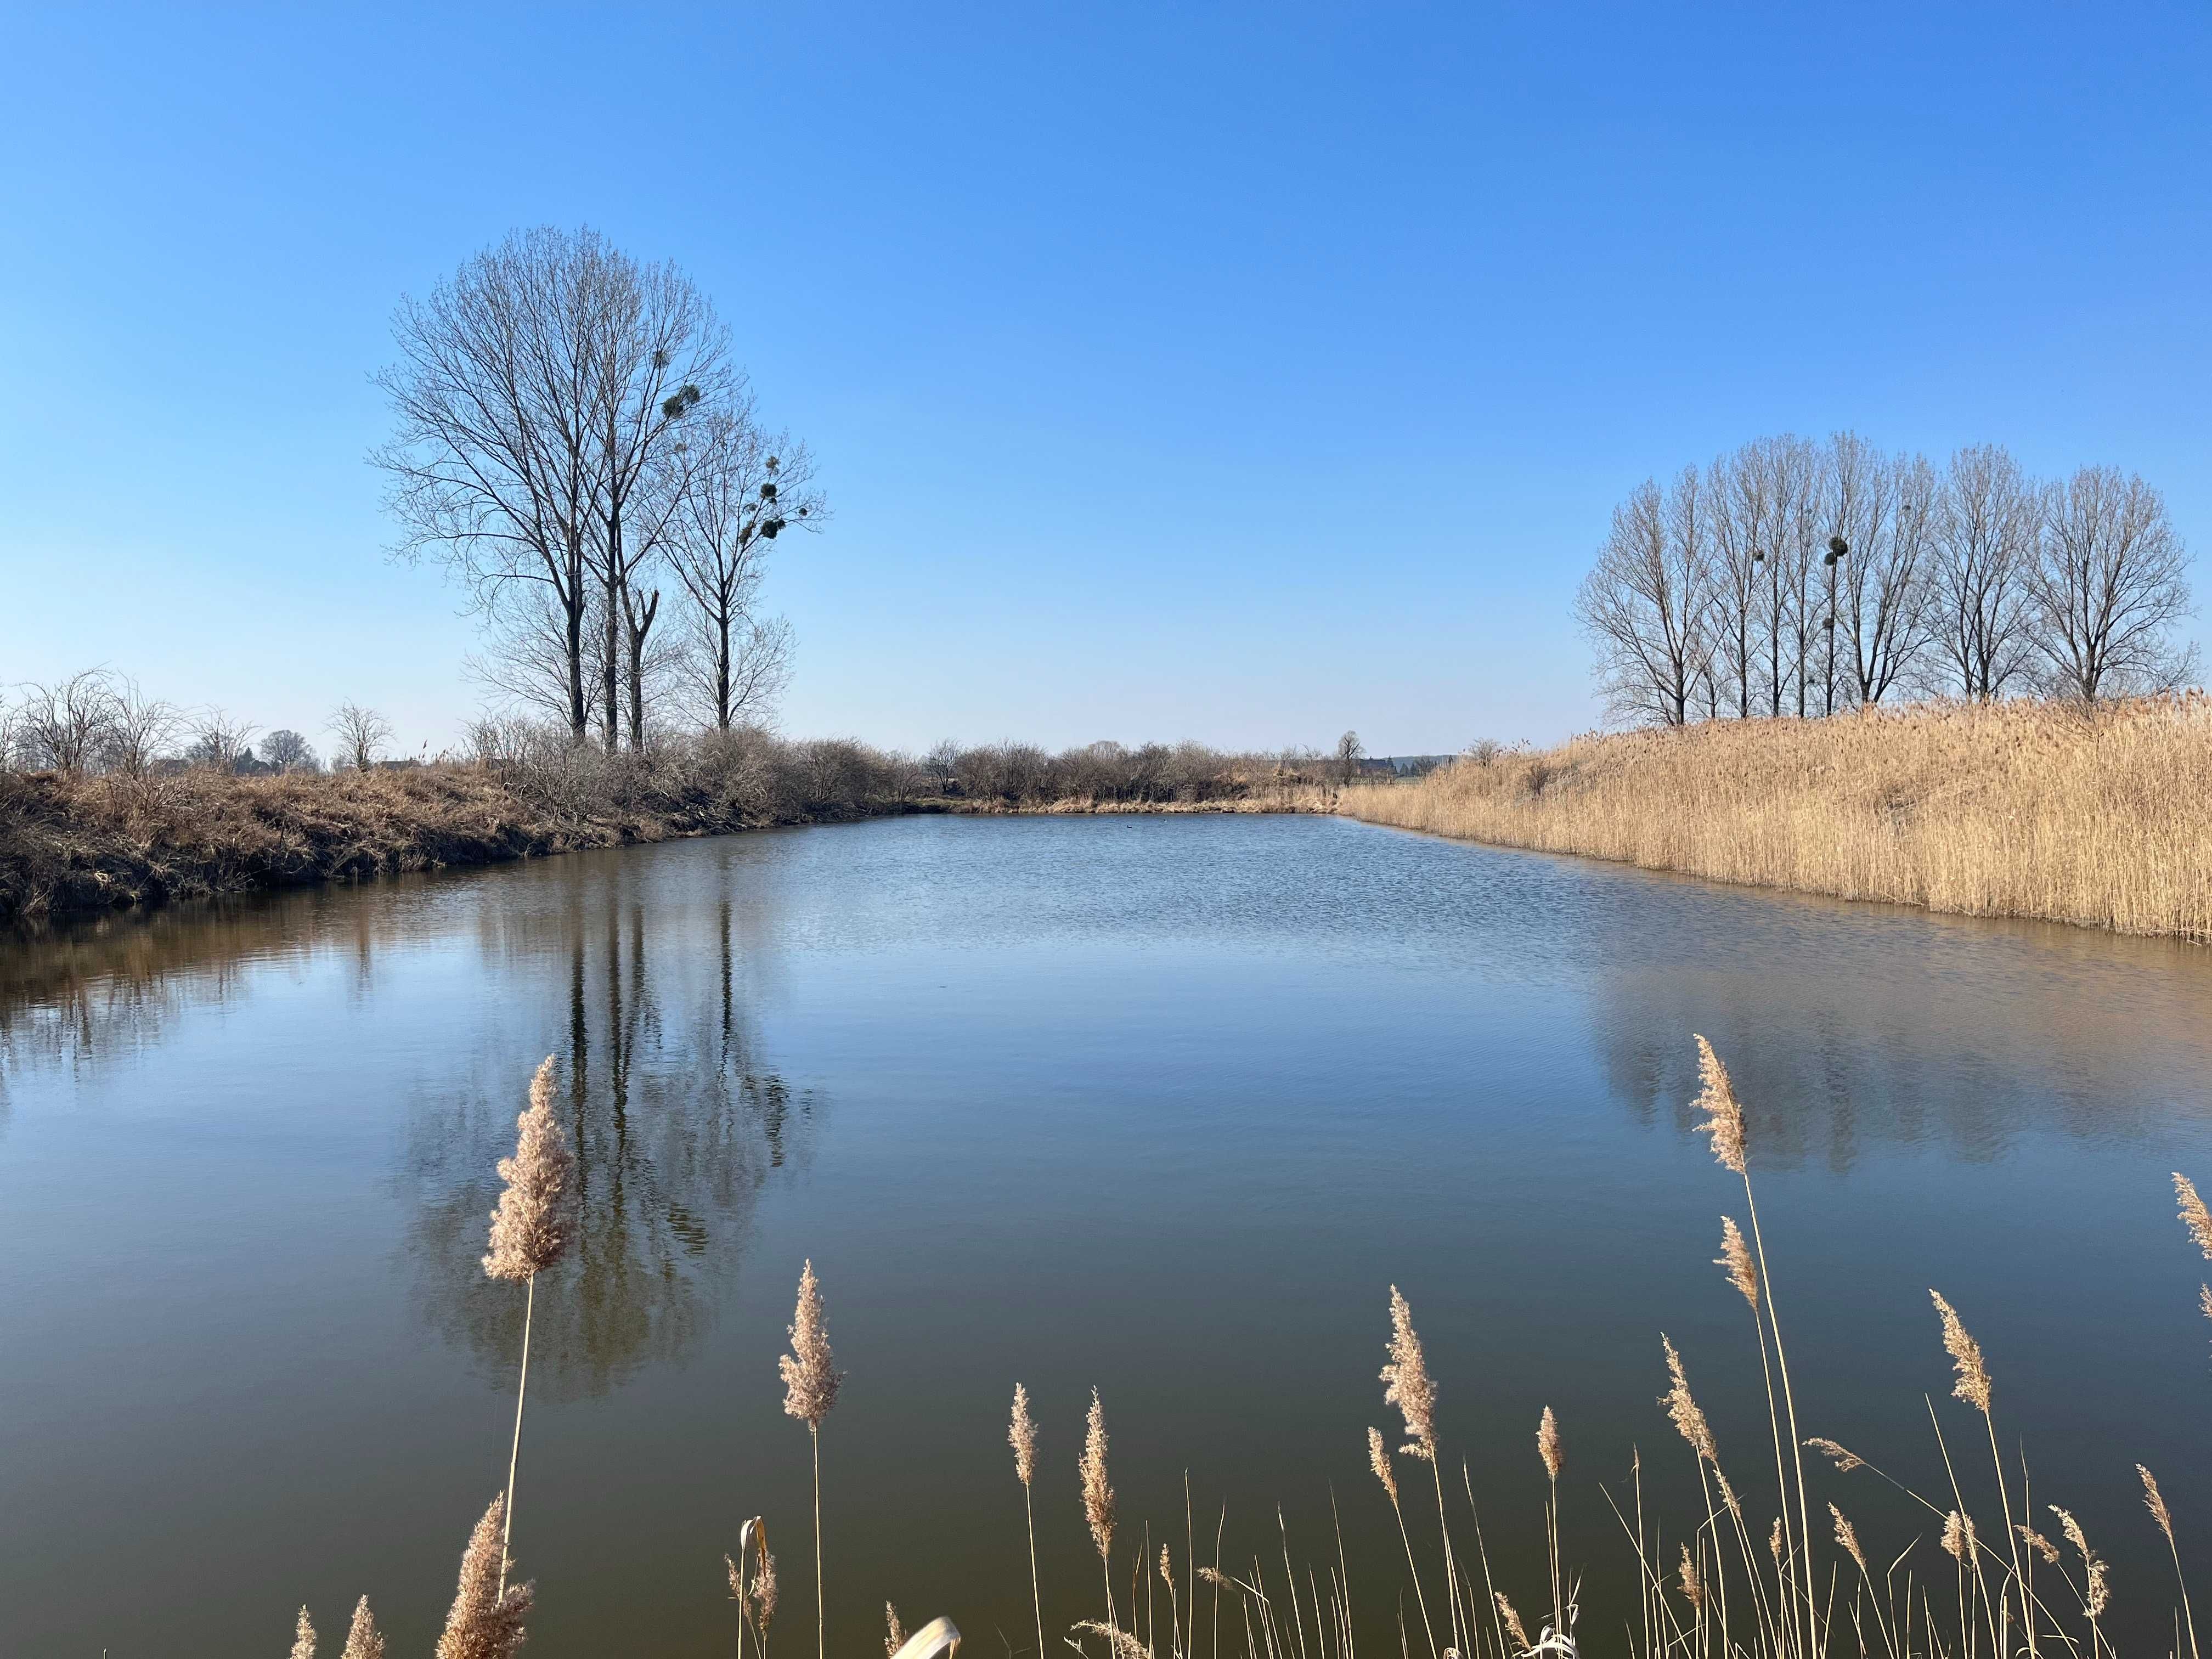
[1575,469,1717,726]
[2030,465,2197,701]
[261,730,317,772]
[12,670,122,773]
[662,405,821,730]
[185,708,259,771]
[1930,444,2040,700]
[328,703,393,771]
[574,248,729,752]
[100,679,178,778]
[1709,442,1778,716]
[1334,730,1364,783]
[1835,447,1938,707]
[375,228,622,743]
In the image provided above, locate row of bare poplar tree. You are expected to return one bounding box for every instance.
[1574,434,2196,726]
[373,226,825,751]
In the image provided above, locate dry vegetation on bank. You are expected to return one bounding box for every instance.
[1340,695,2212,941]
[0,728,1334,925]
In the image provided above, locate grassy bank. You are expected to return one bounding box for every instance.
[1339,696,2212,941]
[0,732,1336,924]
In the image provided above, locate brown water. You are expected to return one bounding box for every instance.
[2,814,2208,1656]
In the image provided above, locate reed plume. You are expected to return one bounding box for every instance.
[1012,1385,1045,1659]
[1676,1543,1702,1613]
[2018,1526,2059,1566]
[1940,1509,1975,1562]
[1659,1337,1717,1463]
[1830,1503,1869,1577]
[1081,1387,1118,1623]
[483,1056,576,1595]
[754,1543,780,1645]
[2140,1465,2200,1659]
[2052,1506,2109,1620]
[1804,1436,1864,1473]
[1494,1592,1530,1654]
[292,1605,317,1659]
[1367,1426,1397,1505]
[340,1596,385,1659]
[1929,1291,1992,1414]
[435,1495,533,1659]
[1690,1037,1747,1174]
[2177,1173,2212,1258]
[885,1602,906,1657]
[1536,1407,1561,1482]
[1075,1619,1153,1659]
[1380,1286,1437,1461]
[1381,1285,1459,1655]
[780,1260,842,1659]
[1717,1217,1758,1309]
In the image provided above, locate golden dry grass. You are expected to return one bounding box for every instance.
[1339,695,2212,941]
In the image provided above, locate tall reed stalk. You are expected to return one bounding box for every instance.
[1082,1388,1119,1629]
[1012,1385,1046,1659]
[779,1260,843,1659]
[481,1056,577,1597]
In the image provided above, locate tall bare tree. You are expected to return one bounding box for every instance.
[1709,442,1776,718]
[374,228,607,741]
[2030,465,2197,701]
[573,250,729,751]
[1575,469,1717,726]
[661,404,821,730]
[1835,448,1938,707]
[1930,444,2039,700]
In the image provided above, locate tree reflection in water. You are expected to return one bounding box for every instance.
[403,883,819,1401]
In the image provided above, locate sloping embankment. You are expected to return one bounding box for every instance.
[1338,697,2212,941]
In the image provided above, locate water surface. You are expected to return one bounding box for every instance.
[3,815,2208,1655]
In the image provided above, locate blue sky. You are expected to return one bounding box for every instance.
[3,2,2207,755]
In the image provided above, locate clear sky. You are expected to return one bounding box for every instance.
[4,3,2207,757]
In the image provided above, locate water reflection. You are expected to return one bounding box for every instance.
[400,871,821,1398]
[1584,893,2212,1170]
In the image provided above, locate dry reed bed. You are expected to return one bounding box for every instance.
[1339,697,2212,941]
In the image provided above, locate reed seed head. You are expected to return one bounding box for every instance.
[292,1605,318,1659]
[726,1553,743,1601]
[1929,1290,1992,1415]
[1081,1387,1116,1562]
[1495,1592,1531,1654]
[1769,1516,1784,1564]
[2201,1283,2212,1328]
[1009,1384,1038,1487]
[2017,1526,2059,1566]
[885,1602,907,1657]
[1537,1407,1562,1482]
[1676,1544,1702,1613]
[1691,1036,1748,1175]
[340,1597,385,1659]
[1660,1336,1717,1463]
[1830,1503,1870,1577]
[1804,1436,1865,1474]
[1717,1217,1759,1311]
[435,1495,533,1659]
[1367,1426,1400,1504]
[752,1545,779,1632]
[2051,1506,2107,1618]
[1075,1620,1152,1659]
[1940,1510,1977,1565]
[779,1259,843,1429]
[482,1057,578,1283]
[1380,1285,1438,1462]
[2139,1464,2175,1544]
[1160,1544,1175,1594]
[2176,1173,2212,1259]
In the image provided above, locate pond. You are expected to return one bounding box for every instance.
[2,813,2208,1656]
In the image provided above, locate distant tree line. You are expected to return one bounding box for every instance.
[1575,433,2198,727]
[0,669,398,777]
[373,226,821,751]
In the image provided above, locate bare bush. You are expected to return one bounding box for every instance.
[13,670,124,774]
